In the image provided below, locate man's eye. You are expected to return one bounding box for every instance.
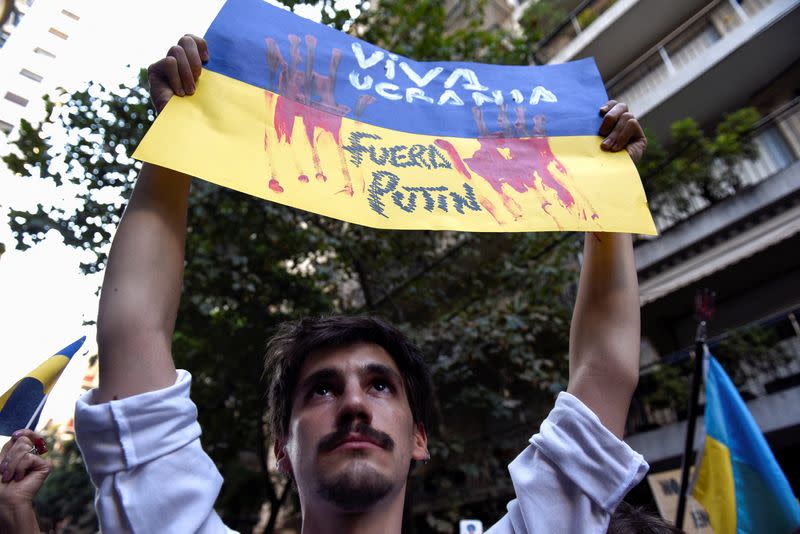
[372,380,392,393]
[312,384,332,397]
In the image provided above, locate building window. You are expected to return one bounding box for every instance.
[61,9,80,21]
[33,46,56,58]
[4,92,29,107]
[757,126,796,170]
[0,119,13,134]
[20,68,43,82]
[48,27,68,40]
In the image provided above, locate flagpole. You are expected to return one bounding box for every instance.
[675,289,714,528]
[24,396,48,430]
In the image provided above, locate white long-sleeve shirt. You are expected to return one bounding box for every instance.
[75,370,648,533]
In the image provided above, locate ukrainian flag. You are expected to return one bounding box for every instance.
[0,337,85,435]
[134,0,656,234]
[693,348,800,533]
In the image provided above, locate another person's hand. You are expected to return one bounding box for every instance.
[0,429,51,533]
[147,34,209,114]
[599,100,647,165]
[0,429,50,506]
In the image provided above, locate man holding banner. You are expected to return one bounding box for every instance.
[72,18,652,534]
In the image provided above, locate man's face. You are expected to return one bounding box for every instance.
[276,342,428,512]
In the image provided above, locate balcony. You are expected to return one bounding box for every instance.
[539,0,709,78]
[645,98,800,233]
[633,99,800,312]
[606,0,800,140]
[536,0,800,140]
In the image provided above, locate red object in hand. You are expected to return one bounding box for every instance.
[32,437,47,455]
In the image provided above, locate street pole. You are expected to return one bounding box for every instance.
[675,289,715,529]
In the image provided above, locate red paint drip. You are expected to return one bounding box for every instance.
[478,195,502,225]
[434,139,472,180]
[298,175,309,183]
[269,178,284,193]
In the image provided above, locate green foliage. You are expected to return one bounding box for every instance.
[717,324,791,387]
[576,7,598,30]
[518,0,571,43]
[3,71,153,273]
[353,0,538,65]
[638,108,761,221]
[639,360,692,413]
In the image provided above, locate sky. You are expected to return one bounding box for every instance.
[0,0,359,433]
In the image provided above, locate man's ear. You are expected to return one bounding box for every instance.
[411,423,429,462]
[274,439,292,476]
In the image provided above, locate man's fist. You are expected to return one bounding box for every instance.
[147,34,209,114]
[598,100,647,165]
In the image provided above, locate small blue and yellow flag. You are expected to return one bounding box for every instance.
[693,348,800,533]
[0,337,85,436]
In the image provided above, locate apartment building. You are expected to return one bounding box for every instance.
[534,0,800,524]
[0,0,98,137]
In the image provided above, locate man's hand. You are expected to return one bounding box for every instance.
[0,429,50,533]
[147,34,209,114]
[599,100,647,165]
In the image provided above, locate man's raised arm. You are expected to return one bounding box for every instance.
[94,35,208,403]
[77,36,233,533]
[567,100,647,438]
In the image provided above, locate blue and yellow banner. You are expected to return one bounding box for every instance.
[693,348,800,533]
[134,0,656,234]
[0,337,85,435]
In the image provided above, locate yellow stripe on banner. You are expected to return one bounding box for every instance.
[134,69,657,234]
[27,355,70,395]
[693,436,737,534]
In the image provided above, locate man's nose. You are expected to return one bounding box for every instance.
[335,382,372,426]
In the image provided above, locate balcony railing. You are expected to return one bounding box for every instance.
[626,307,800,435]
[607,0,774,106]
[532,0,620,64]
[649,98,800,232]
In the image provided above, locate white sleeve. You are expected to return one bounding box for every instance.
[486,392,649,534]
[74,370,237,534]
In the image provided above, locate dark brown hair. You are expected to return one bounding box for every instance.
[264,315,435,441]
[607,502,686,534]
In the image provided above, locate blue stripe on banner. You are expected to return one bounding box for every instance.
[204,0,608,139]
[0,377,45,435]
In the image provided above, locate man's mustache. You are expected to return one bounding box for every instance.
[318,421,395,453]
